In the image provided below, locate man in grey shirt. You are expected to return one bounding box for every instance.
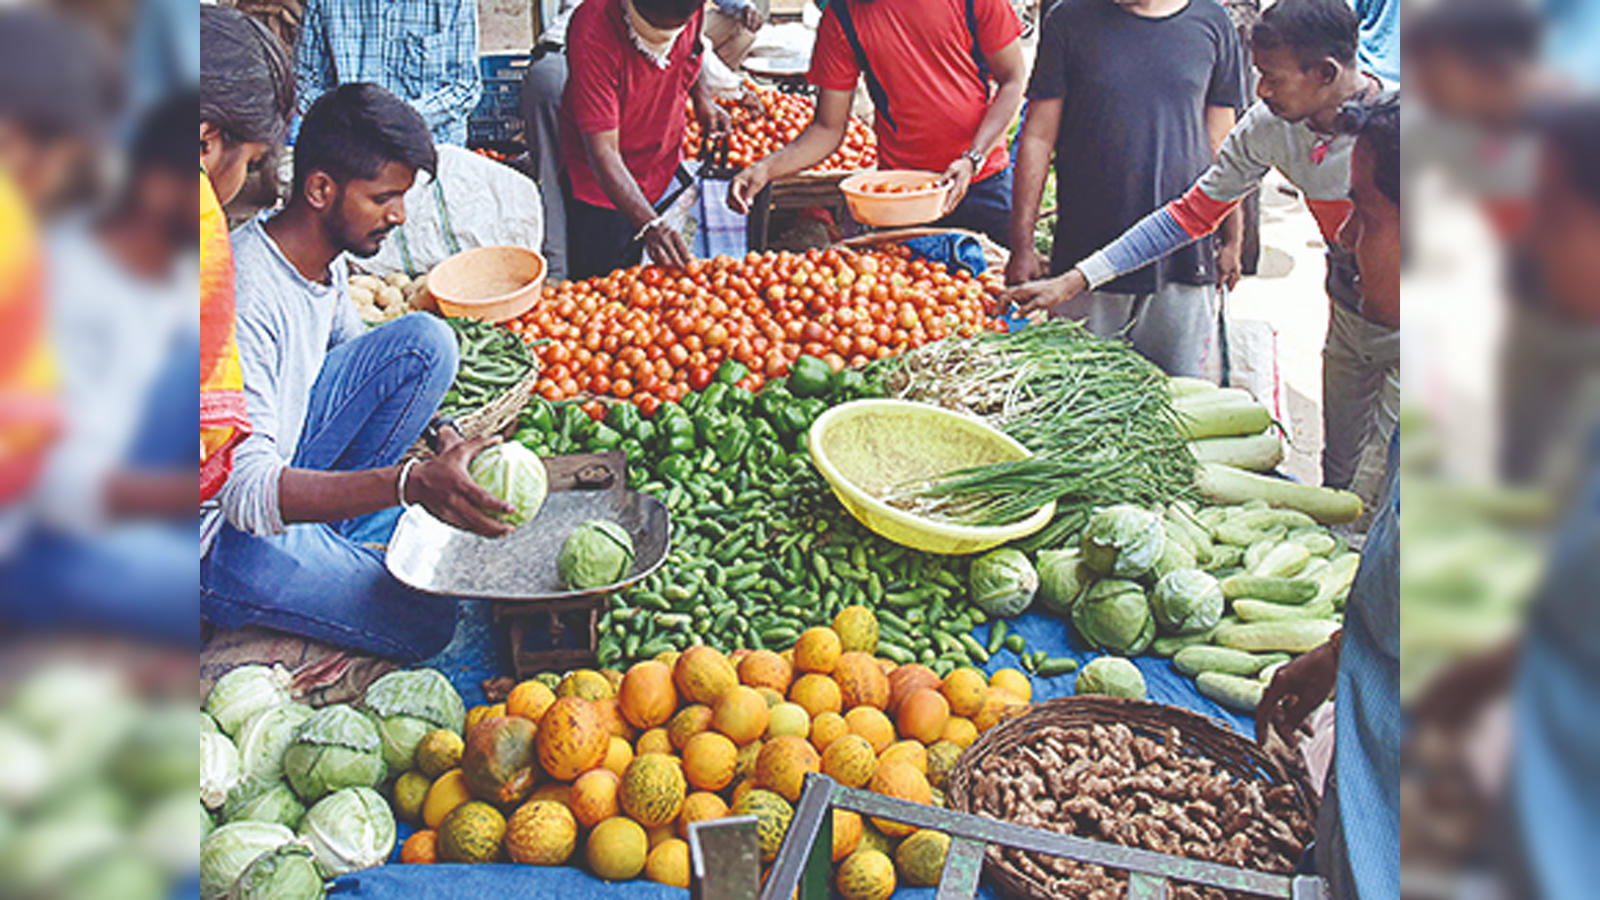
[202,84,513,661]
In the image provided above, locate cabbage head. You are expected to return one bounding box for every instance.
[358,668,465,772]
[1150,569,1224,635]
[297,786,395,878]
[468,441,548,529]
[1148,529,1198,582]
[969,548,1038,617]
[203,712,220,734]
[558,520,636,589]
[224,779,306,829]
[201,731,242,810]
[229,841,326,900]
[200,820,296,899]
[1035,549,1091,617]
[1071,579,1155,655]
[280,705,384,804]
[133,792,205,876]
[1074,657,1147,699]
[236,704,314,786]
[1081,506,1167,579]
[206,665,294,738]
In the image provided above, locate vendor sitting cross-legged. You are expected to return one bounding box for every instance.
[201,83,515,662]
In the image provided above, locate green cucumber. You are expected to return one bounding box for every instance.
[1219,574,1318,603]
[1251,542,1312,578]
[1232,598,1336,622]
[1196,672,1266,712]
[1036,657,1079,677]
[1173,646,1290,677]
[1188,432,1284,472]
[1195,463,1364,525]
[1215,619,1341,653]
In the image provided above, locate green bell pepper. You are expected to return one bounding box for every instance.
[709,420,752,464]
[619,437,645,462]
[521,397,555,433]
[694,411,725,444]
[799,398,828,423]
[723,386,754,416]
[749,417,778,445]
[774,404,811,438]
[656,454,695,483]
[698,382,730,412]
[588,423,622,450]
[788,355,833,398]
[832,369,869,400]
[605,402,642,438]
[753,384,793,422]
[559,404,595,440]
[715,360,749,385]
[634,419,656,446]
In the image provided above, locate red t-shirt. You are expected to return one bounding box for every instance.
[559,0,703,209]
[809,0,1021,180]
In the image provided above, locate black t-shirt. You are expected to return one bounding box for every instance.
[1029,0,1244,293]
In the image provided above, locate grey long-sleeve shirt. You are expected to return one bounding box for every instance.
[200,217,363,553]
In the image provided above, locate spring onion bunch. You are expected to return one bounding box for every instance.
[875,320,1195,526]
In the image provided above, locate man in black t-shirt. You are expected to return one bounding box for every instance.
[1008,0,1245,378]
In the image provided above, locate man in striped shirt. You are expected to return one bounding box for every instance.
[1003,0,1392,509]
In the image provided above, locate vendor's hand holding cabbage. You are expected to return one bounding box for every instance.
[406,433,519,538]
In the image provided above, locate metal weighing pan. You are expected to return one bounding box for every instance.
[386,451,671,601]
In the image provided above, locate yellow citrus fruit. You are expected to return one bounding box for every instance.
[766,702,810,739]
[844,706,894,754]
[820,733,876,788]
[810,711,849,752]
[940,668,987,718]
[586,817,648,881]
[831,606,880,655]
[793,627,843,674]
[988,668,1032,703]
[645,838,691,888]
[789,673,843,719]
[712,686,770,745]
[506,680,557,723]
[682,731,738,792]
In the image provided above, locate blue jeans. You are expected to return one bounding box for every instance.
[201,314,464,661]
[936,163,1014,249]
[0,334,197,645]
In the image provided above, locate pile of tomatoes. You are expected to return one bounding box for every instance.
[507,246,1004,412]
[682,85,877,173]
[860,180,938,195]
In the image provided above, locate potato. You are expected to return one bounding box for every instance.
[350,274,384,291]
[385,272,412,289]
[349,284,375,305]
[376,285,405,310]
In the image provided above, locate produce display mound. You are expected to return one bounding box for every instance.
[682,84,877,173]
[505,246,1003,407]
[947,696,1314,900]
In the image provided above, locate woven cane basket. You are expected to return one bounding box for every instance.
[406,368,538,458]
[945,696,1316,900]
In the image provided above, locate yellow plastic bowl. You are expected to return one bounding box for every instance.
[807,399,1056,555]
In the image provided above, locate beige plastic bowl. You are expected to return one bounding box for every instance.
[426,245,546,322]
[839,170,950,228]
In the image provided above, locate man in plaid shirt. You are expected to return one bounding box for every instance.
[295,0,482,146]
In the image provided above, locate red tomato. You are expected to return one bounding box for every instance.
[687,366,714,391]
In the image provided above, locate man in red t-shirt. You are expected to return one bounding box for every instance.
[728,0,1027,245]
[560,0,732,279]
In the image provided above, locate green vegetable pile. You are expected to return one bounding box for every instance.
[437,317,539,418]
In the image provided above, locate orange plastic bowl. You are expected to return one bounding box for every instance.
[839,170,949,228]
[426,245,546,322]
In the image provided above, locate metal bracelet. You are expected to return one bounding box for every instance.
[396,458,420,510]
[633,215,666,242]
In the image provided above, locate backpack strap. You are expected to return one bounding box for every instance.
[832,0,897,132]
[964,0,993,89]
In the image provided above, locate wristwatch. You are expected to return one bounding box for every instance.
[962,148,986,171]
[424,415,462,452]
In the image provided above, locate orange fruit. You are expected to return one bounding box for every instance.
[974,688,1028,732]
[831,809,864,862]
[712,686,769,745]
[844,706,894,754]
[809,711,848,752]
[527,781,573,808]
[867,761,931,837]
[754,735,821,802]
[673,646,738,706]
[506,800,578,865]
[820,733,876,788]
[636,727,672,756]
[940,668,987,718]
[677,791,729,839]
[793,627,842,674]
[682,731,738,792]
[941,717,979,749]
[569,768,621,828]
[593,698,634,741]
[537,697,609,781]
[737,650,793,693]
[400,829,438,864]
[878,740,927,773]
[989,668,1032,703]
[896,688,950,745]
[886,664,941,715]
[602,736,634,776]
[667,704,714,752]
[645,838,691,888]
[505,680,557,723]
[618,661,678,730]
[833,652,890,710]
[788,673,842,719]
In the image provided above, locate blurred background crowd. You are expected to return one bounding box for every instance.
[0,0,1595,896]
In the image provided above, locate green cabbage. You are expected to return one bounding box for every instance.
[200,820,296,899]
[1149,530,1198,582]
[229,842,326,900]
[558,520,636,589]
[201,731,242,810]
[1071,579,1155,655]
[1035,549,1091,616]
[63,850,168,900]
[468,441,549,528]
[224,779,307,829]
[297,786,395,878]
[358,668,465,772]
[206,666,294,738]
[280,706,384,804]
[236,704,314,786]
[1074,657,1147,699]
[1081,506,1167,579]
[133,792,205,876]
[1150,569,1224,635]
[969,548,1038,617]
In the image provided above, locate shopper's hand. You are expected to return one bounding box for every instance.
[643,220,693,269]
[1217,238,1243,290]
[998,269,1089,317]
[740,4,764,32]
[408,433,516,538]
[696,99,732,140]
[728,162,770,214]
[1256,633,1341,744]
[939,156,977,216]
[1005,248,1047,286]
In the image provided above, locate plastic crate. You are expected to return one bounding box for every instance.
[469,53,531,144]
